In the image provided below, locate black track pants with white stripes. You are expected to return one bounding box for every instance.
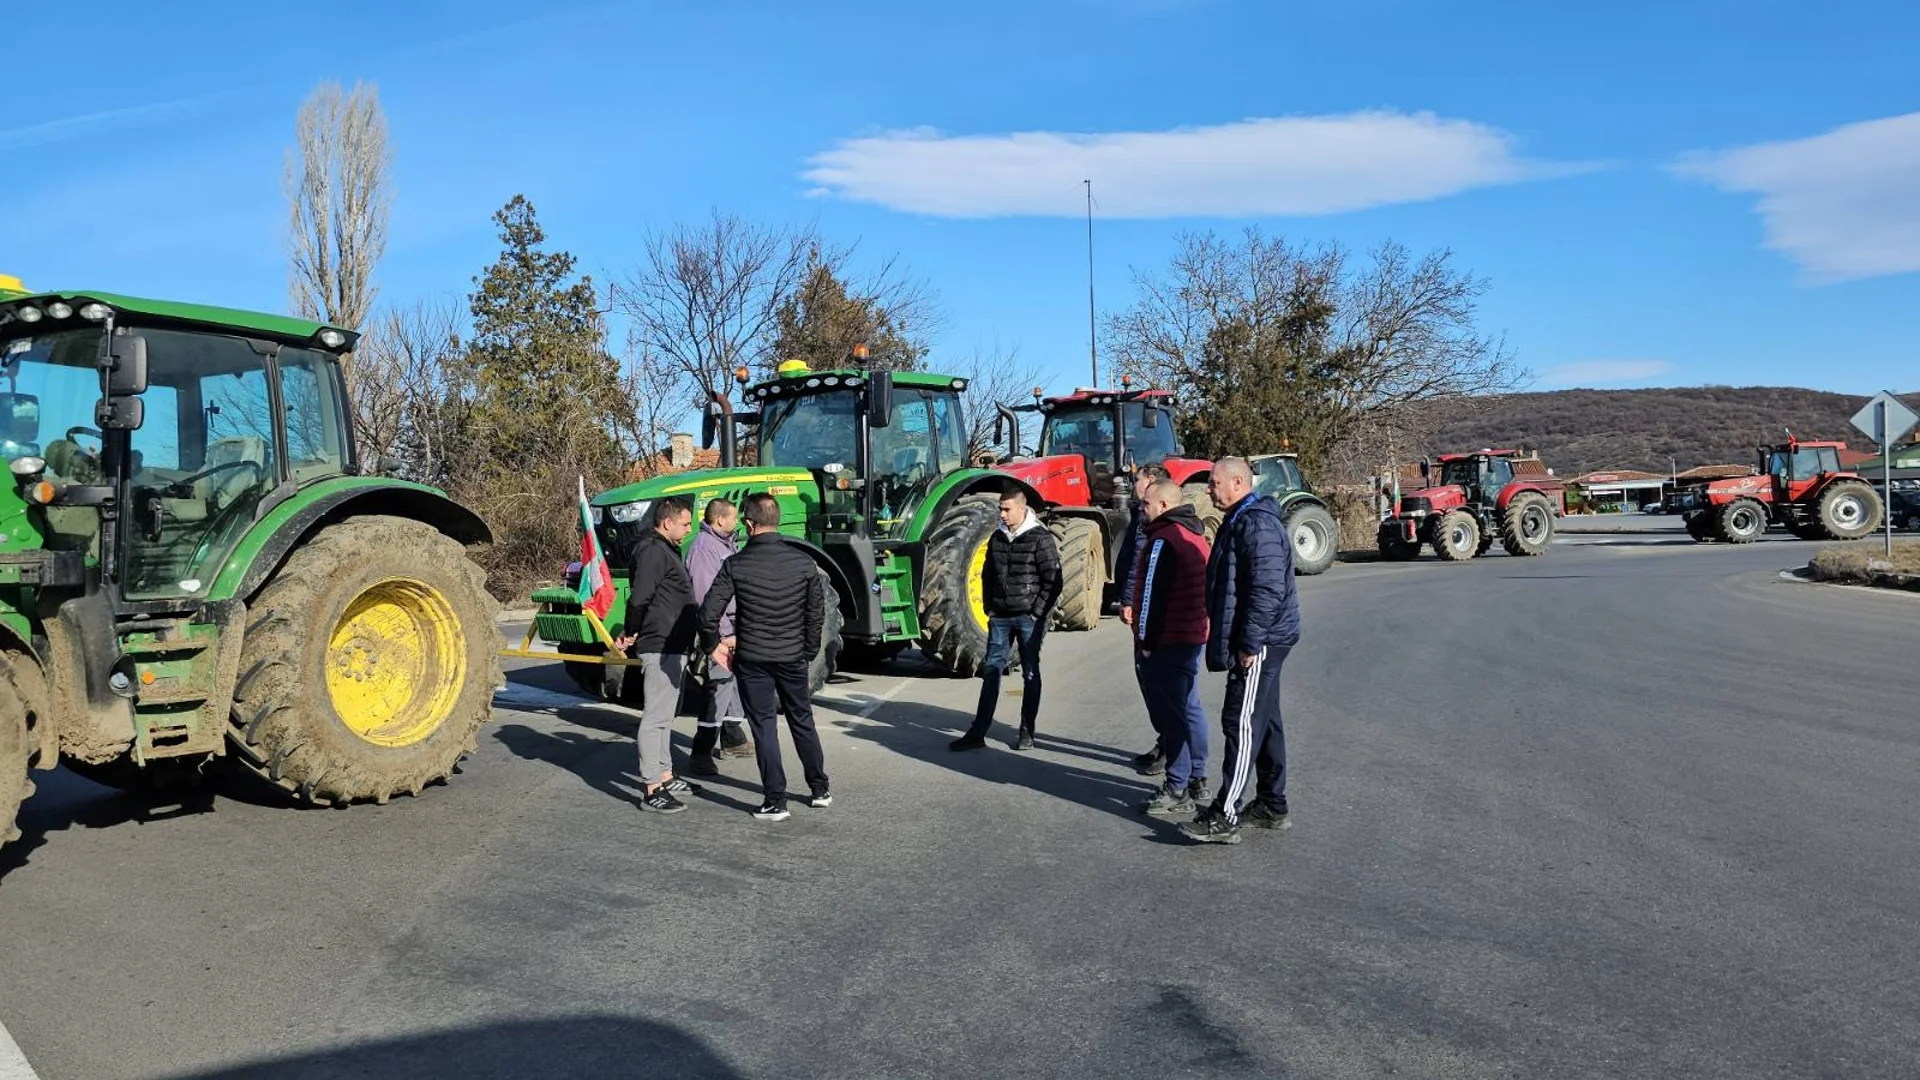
[1211,645,1289,825]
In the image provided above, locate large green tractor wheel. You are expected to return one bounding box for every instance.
[226,515,500,806]
[1182,483,1222,542]
[0,655,34,846]
[807,566,846,693]
[1048,516,1105,631]
[1283,500,1338,575]
[918,492,1000,677]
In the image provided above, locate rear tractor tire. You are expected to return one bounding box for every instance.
[1432,510,1481,562]
[1048,516,1105,632]
[226,515,501,807]
[1284,501,1338,575]
[1684,511,1717,542]
[1718,499,1767,544]
[918,492,1001,677]
[1499,493,1555,557]
[0,655,34,846]
[807,566,846,693]
[1816,480,1882,540]
[1182,483,1223,542]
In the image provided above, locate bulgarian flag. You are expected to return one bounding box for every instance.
[575,476,616,622]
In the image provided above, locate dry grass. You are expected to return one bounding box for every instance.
[1807,538,1920,585]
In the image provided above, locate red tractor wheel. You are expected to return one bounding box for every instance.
[1432,510,1481,562]
[1718,499,1767,543]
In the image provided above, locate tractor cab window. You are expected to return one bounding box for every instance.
[122,329,290,599]
[871,389,946,535]
[927,391,968,472]
[1121,402,1177,465]
[1439,458,1478,487]
[759,390,858,470]
[1484,455,1515,490]
[278,348,351,482]
[1040,406,1114,462]
[0,329,109,475]
[1252,456,1304,496]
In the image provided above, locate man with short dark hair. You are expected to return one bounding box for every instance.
[685,497,753,775]
[1182,456,1300,845]
[1119,460,1173,774]
[697,492,830,821]
[951,488,1062,752]
[614,494,698,815]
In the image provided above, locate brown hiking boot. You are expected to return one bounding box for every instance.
[721,742,755,759]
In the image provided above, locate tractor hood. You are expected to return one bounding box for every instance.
[1398,484,1469,514]
[592,466,816,508]
[992,454,1093,504]
[1700,474,1771,500]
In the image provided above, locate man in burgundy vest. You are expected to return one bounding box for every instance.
[1130,479,1213,816]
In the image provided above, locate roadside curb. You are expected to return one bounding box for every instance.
[1781,564,1920,595]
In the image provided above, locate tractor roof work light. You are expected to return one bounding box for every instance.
[78,303,113,322]
[44,301,72,320]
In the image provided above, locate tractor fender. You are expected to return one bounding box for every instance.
[781,536,858,620]
[1163,458,1211,487]
[209,478,492,604]
[907,469,1044,543]
[1495,482,1562,513]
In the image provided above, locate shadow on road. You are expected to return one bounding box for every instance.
[842,697,1184,834]
[0,767,219,881]
[493,711,764,815]
[150,1013,743,1080]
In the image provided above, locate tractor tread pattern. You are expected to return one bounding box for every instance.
[919,493,1001,678]
[1718,499,1766,544]
[1048,517,1105,631]
[1816,479,1883,541]
[223,515,500,807]
[0,653,35,846]
[1498,493,1555,557]
[1284,501,1339,575]
[1432,510,1480,562]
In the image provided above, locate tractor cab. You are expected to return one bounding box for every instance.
[0,291,357,609]
[1429,450,1520,508]
[991,380,1209,514]
[1760,439,1844,500]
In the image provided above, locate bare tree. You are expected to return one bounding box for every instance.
[1103,227,1526,475]
[284,79,392,381]
[350,297,468,481]
[949,340,1044,462]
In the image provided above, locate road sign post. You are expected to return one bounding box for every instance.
[1850,392,1919,558]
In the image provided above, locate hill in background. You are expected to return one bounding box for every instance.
[1403,386,1920,477]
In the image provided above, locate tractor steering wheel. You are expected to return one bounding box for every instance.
[64,426,103,454]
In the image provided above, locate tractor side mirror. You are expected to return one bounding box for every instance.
[96,395,144,430]
[1419,461,1430,481]
[103,334,148,396]
[1143,407,1162,429]
[0,392,39,445]
[867,371,894,429]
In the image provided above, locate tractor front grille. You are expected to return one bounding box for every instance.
[1397,496,1432,516]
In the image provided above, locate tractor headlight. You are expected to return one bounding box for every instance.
[45,302,72,320]
[609,500,651,524]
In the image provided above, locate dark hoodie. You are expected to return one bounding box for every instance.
[1131,504,1212,649]
[1204,491,1299,671]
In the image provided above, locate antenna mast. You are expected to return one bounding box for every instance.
[1085,179,1098,386]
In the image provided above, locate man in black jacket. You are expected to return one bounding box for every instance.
[951,489,1063,752]
[613,495,698,815]
[696,493,828,821]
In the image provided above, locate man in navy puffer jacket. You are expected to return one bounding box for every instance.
[1183,457,1300,844]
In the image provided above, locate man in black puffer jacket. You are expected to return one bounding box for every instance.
[614,495,698,816]
[697,492,827,822]
[951,488,1062,752]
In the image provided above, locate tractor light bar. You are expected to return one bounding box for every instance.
[609,500,652,524]
[45,302,72,320]
[78,303,112,322]
[16,306,41,323]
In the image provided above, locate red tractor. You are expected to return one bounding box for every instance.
[1673,437,1883,543]
[1377,448,1565,561]
[984,383,1216,629]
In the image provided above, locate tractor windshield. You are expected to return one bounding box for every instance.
[1252,456,1304,495]
[0,328,117,474]
[759,390,858,470]
[1439,458,1479,487]
[1040,402,1176,467]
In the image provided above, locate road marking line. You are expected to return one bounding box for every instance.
[818,677,914,720]
[0,1019,42,1080]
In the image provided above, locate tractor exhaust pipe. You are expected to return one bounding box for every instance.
[994,403,1021,460]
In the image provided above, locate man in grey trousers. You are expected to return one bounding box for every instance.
[684,497,753,775]
[613,495,699,814]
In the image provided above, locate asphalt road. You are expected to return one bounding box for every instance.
[3,527,1917,1079]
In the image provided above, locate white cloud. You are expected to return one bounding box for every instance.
[1539,360,1673,388]
[1674,111,1920,284]
[800,111,1597,218]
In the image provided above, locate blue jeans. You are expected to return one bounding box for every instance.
[1139,643,1207,788]
[968,614,1045,737]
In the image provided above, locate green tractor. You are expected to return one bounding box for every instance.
[1248,451,1339,575]
[0,286,499,850]
[528,355,1057,691]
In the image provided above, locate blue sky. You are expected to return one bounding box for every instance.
[3,0,1916,400]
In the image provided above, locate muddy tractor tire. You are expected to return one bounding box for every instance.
[807,566,846,693]
[919,492,1000,677]
[1499,493,1556,557]
[0,656,33,846]
[1816,480,1882,540]
[225,515,500,807]
[1718,499,1767,544]
[1048,516,1105,631]
[1432,510,1481,562]
[1284,501,1338,575]
[1183,483,1223,542]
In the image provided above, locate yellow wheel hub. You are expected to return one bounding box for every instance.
[965,537,990,633]
[325,578,467,747]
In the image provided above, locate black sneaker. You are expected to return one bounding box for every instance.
[1179,808,1241,844]
[661,776,704,796]
[1134,748,1166,776]
[949,734,988,751]
[806,791,832,809]
[1185,776,1210,805]
[1243,803,1291,830]
[752,799,790,821]
[641,787,687,814]
[1012,729,1035,751]
[1141,782,1193,816]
